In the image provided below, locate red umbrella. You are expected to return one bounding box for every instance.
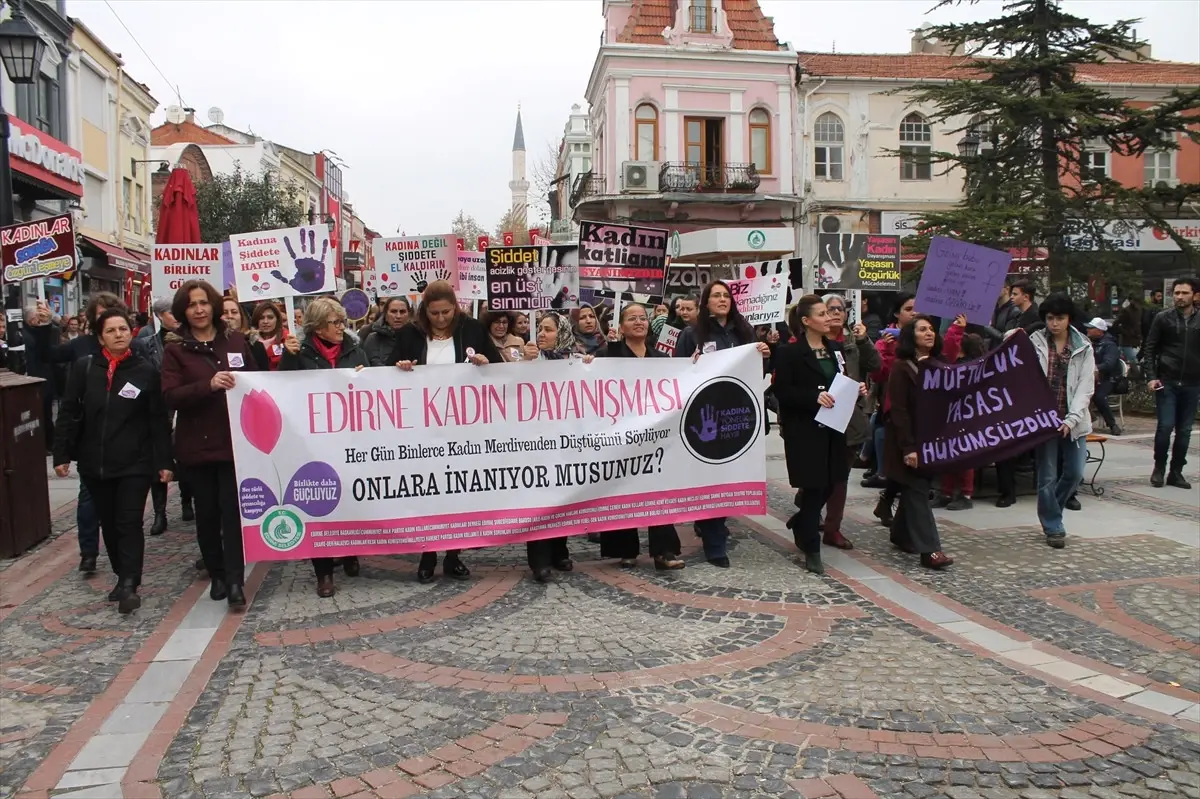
[155,166,202,245]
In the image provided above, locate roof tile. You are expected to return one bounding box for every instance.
[618,0,779,52]
[797,52,1200,86]
[150,120,237,146]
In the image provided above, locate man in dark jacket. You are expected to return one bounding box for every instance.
[1085,318,1122,436]
[134,297,184,535]
[1142,277,1200,489]
[1004,280,1041,333]
[992,284,1019,332]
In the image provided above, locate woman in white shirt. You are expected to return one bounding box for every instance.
[391,281,502,583]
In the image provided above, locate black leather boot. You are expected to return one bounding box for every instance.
[149,484,168,537]
[114,578,141,614]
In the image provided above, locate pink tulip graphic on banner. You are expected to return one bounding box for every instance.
[240,389,282,455]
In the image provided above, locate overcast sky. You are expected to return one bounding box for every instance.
[72,0,1199,238]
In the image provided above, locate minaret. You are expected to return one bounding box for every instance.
[509,105,529,230]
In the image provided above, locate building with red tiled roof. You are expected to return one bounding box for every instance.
[150,109,237,146]
[794,38,1198,289]
[570,0,802,264]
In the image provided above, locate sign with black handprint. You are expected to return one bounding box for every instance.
[370,234,455,297]
[231,225,335,300]
[485,245,580,312]
[816,233,902,291]
[680,375,761,465]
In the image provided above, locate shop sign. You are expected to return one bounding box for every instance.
[7,117,85,198]
[1,213,77,284]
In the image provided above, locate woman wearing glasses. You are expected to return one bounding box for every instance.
[280,297,370,597]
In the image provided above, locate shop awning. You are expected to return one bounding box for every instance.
[80,237,149,273]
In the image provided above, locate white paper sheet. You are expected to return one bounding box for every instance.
[813,372,860,434]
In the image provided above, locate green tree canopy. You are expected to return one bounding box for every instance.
[195,165,304,243]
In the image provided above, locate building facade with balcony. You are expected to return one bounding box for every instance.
[2,0,82,317]
[549,103,592,242]
[797,31,1199,291]
[71,19,152,305]
[573,0,800,265]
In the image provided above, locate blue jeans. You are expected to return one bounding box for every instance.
[694,517,728,560]
[1154,382,1200,473]
[77,482,100,556]
[1035,436,1088,536]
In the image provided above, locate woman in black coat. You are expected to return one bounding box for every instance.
[597,304,685,571]
[772,295,865,574]
[280,296,371,598]
[53,308,173,613]
[390,281,502,583]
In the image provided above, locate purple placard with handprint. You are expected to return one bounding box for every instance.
[230,225,336,301]
[370,234,456,298]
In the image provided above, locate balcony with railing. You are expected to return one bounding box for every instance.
[659,162,761,193]
[569,171,607,207]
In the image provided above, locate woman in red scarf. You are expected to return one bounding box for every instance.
[252,301,287,370]
[52,309,173,614]
[280,297,371,597]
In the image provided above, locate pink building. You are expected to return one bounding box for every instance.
[572,0,800,264]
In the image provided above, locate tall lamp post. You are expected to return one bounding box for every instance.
[0,0,47,229]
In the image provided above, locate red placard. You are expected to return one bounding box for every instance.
[502,231,514,246]
[477,235,490,251]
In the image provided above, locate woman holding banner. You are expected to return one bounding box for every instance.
[392,281,502,584]
[673,281,771,568]
[162,280,260,609]
[572,305,610,356]
[280,297,370,597]
[363,297,412,367]
[773,296,867,574]
[596,304,685,571]
[520,312,596,581]
[883,316,955,570]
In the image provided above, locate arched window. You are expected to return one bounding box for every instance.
[635,104,658,162]
[899,112,932,181]
[749,108,771,173]
[814,112,843,181]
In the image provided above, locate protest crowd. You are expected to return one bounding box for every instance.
[3,200,1199,619]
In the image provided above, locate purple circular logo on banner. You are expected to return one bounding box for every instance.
[286,461,342,517]
[340,288,371,322]
[239,478,277,520]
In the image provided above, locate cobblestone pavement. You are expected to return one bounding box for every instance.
[0,434,1197,799]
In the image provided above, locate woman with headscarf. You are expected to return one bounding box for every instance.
[572,305,609,356]
[362,296,412,367]
[596,304,685,570]
[673,280,771,567]
[520,312,596,581]
[391,281,503,583]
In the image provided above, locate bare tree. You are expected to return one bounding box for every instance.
[492,209,531,245]
[528,139,561,228]
[451,210,486,249]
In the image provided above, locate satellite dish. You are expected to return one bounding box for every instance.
[164,105,185,124]
[207,107,225,125]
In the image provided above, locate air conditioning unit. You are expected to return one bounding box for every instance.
[623,161,659,193]
[818,214,858,235]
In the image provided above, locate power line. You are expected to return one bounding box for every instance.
[101,0,185,107]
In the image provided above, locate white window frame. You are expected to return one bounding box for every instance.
[899,113,933,182]
[1082,148,1109,182]
[80,64,107,131]
[1143,150,1176,187]
[813,112,844,182]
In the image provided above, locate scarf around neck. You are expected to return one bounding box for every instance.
[101,347,131,390]
[310,334,342,368]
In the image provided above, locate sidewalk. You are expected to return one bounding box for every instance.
[0,431,1196,799]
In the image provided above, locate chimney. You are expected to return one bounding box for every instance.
[183,107,196,125]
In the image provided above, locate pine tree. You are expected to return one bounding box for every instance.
[897,0,1200,287]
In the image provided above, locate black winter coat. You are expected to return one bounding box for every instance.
[387,317,503,365]
[279,334,371,372]
[1142,308,1200,385]
[362,316,406,367]
[772,336,850,491]
[52,352,172,480]
[599,340,667,359]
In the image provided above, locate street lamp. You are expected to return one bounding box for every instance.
[957,132,981,160]
[0,0,46,228]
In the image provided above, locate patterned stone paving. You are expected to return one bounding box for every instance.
[0,443,1197,799]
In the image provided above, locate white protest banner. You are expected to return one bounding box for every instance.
[728,274,786,325]
[456,250,487,300]
[655,326,681,356]
[371,234,455,297]
[229,346,767,561]
[231,225,335,302]
[151,244,224,302]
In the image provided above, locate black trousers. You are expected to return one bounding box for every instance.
[417,550,463,569]
[312,556,361,577]
[150,481,167,513]
[789,486,830,555]
[599,526,682,560]
[526,537,570,571]
[188,462,244,584]
[996,458,1018,498]
[82,476,151,582]
[891,475,943,555]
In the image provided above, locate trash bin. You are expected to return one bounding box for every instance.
[0,370,51,558]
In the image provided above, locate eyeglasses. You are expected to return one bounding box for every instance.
[624,315,649,323]
[325,318,346,328]
[827,306,845,313]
